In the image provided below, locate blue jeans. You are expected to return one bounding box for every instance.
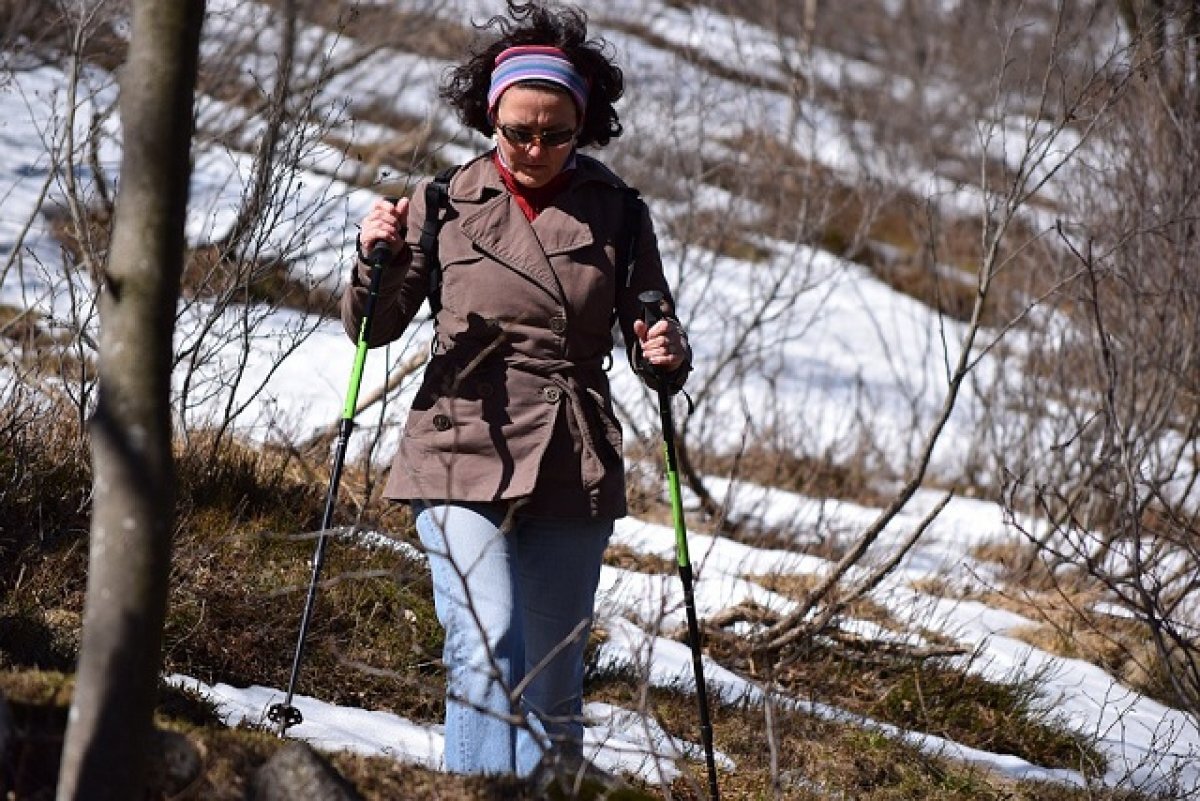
[414,501,612,776]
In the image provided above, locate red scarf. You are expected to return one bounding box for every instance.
[493,151,574,221]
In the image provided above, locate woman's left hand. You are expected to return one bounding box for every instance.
[633,318,688,372]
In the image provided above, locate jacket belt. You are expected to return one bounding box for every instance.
[507,354,611,492]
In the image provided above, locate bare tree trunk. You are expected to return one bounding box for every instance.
[56,1,205,799]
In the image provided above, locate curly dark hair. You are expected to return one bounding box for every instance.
[439,1,624,148]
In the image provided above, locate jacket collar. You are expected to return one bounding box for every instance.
[447,150,625,203]
[450,151,626,301]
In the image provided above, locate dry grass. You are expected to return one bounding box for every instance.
[588,671,1124,801]
[0,304,80,365]
[986,591,1180,711]
[708,445,886,506]
[0,303,96,389]
[694,131,1056,328]
[0,399,91,603]
[750,573,897,632]
[604,542,676,575]
[1,412,446,721]
[0,664,1129,800]
[182,244,339,316]
[1,0,126,72]
[164,438,446,720]
[285,0,474,63]
[927,540,1192,717]
[661,208,775,264]
[0,671,621,801]
[695,617,1102,780]
[43,201,338,322]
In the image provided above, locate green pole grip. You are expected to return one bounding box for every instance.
[665,444,690,568]
[339,237,391,421]
[341,339,371,420]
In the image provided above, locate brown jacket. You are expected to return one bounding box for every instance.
[341,152,688,519]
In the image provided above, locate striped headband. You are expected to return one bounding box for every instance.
[487,45,589,120]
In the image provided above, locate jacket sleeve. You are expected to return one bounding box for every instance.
[340,178,434,347]
[613,199,692,394]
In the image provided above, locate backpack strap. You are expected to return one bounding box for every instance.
[419,164,461,317]
[618,188,645,291]
[610,187,647,332]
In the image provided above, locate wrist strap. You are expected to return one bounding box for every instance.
[355,234,372,263]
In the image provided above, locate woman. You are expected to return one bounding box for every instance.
[342,0,691,778]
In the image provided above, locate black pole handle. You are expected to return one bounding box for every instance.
[638,289,672,384]
[366,195,402,265]
[639,289,666,329]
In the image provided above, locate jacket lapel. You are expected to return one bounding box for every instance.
[453,155,611,301]
[534,201,594,257]
[459,191,564,302]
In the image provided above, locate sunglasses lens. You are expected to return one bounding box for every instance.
[541,129,575,146]
[498,124,574,147]
[504,126,535,145]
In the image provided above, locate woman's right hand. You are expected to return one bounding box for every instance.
[359,196,411,261]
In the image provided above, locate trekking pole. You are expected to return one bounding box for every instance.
[639,290,720,801]
[269,216,398,736]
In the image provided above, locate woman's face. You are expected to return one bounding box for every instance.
[493,84,579,189]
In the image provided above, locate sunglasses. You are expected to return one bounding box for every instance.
[496,123,577,148]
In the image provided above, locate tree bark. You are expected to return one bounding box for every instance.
[56,2,205,799]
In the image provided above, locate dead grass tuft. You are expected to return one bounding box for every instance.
[589,671,1120,801]
[44,204,337,319]
[164,436,445,722]
[696,131,1051,327]
[0,401,91,598]
[182,244,339,317]
[604,543,676,575]
[696,628,1103,779]
[0,304,75,360]
[926,546,1194,715]
[662,209,775,264]
[709,445,886,506]
[289,1,474,63]
[0,414,445,727]
[998,588,1187,709]
[750,574,896,630]
[0,669,576,801]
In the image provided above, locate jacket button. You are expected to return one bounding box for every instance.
[476,380,494,398]
[432,413,452,431]
[541,386,562,403]
[549,313,567,335]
